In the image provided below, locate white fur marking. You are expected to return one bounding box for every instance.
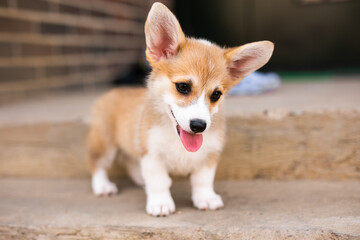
[147,124,223,175]
[165,91,211,133]
[92,169,118,196]
[146,191,175,216]
[141,154,175,216]
[191,165,223,210]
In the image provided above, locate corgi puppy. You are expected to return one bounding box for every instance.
[88,2,274,216]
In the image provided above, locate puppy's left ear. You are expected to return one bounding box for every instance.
[224,41,274,87]
[145,2,186,64]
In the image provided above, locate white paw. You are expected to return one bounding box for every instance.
[92,170,118,196]
[192,192,224,210]
[146,194,175,217]
[93,181,118,196]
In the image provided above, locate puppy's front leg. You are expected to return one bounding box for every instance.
[140,154,175,216]
[191,158,224,210]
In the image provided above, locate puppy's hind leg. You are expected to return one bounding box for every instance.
[88,126,118,197]
[91,150,118,196]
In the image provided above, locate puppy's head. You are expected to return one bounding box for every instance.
[145,2,274,152]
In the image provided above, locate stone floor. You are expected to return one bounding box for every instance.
[1,179,360,240]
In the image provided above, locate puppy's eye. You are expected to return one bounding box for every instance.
[210,90,222,102]
[175,82,191,95]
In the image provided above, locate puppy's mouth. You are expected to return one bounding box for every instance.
[170,110,203,152]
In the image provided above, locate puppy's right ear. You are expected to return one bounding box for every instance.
[145,2,185,64]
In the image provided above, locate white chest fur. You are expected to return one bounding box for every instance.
[146,122,224,175]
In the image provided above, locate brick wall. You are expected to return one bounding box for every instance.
[0,0,172,97]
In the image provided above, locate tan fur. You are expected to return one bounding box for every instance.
[206,152,221,168]
[88,87,147,170]
[88,124,106,174]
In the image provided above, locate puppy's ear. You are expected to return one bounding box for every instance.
[224,41,274,87]
[145,2,185,64]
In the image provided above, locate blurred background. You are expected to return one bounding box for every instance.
[0,0,359,101]
[176,0,360,72]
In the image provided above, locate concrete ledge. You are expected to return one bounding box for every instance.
[0,80,359,179]
[1,179,359,240]
[1,113,359,180]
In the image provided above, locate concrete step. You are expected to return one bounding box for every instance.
[0,79,360,179]
[0,179,359,240]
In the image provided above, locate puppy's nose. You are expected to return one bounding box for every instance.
[190,119,207,133]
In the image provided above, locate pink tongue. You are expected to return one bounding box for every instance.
[178,126,203,152]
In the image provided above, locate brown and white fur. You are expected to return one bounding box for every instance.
[88,2,274,217]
